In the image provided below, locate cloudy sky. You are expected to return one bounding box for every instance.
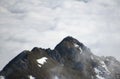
[0,0,120,70]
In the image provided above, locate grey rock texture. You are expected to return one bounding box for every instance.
[0,36,120,79]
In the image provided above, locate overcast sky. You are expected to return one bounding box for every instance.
[0,0,120,70]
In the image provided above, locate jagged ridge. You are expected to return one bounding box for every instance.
[0,36,120,79]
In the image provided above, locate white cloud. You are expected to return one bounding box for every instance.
[0,0,120,70]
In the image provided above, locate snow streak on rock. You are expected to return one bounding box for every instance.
[74,43,82,54]
[100,61,110,74]
[94,68,105,79]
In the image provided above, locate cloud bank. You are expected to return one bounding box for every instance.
[0,0,120,70]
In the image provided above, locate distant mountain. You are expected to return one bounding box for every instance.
[0,36,120,79]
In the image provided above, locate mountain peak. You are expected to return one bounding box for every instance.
[60,36,84,47]
[54,36,85,61]
[0,37,120,79]
[62,36,76,42]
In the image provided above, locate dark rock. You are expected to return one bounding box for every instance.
[0,36,120,79]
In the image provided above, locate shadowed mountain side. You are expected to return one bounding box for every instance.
[0,36,120,79]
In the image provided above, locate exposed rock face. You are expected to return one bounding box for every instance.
[0,36,120,79]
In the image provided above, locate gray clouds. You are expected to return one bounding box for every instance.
[0,0,120,70]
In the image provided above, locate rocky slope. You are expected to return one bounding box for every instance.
[0,36,120,79]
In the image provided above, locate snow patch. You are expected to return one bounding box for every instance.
[96,74,105,79]
[94,68,105,79]
[28,75,35,79]
[54,75,59,79]
[94,60,111,79]
[74,43,82,54]
[36,57,48,67]
[0,76,5,79]
[100,61,110,74]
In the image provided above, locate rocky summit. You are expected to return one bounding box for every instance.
[0,36,120,79]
